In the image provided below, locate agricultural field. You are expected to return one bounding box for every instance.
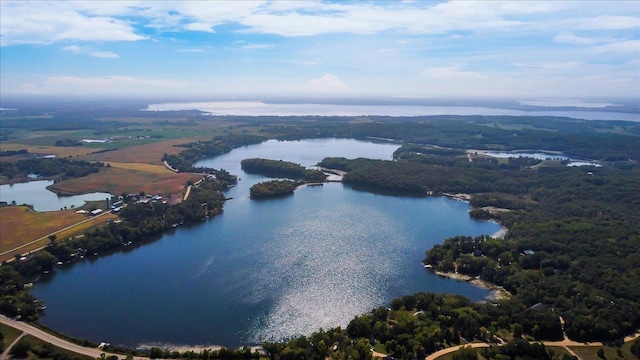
[47,166,199,196]
[0,142,99,159]
[1,115,215,263]
[0,206,116,262]
[79,138,201,164]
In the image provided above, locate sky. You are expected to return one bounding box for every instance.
[1,1,639,100]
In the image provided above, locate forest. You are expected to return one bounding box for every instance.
[241,158,326,182]
[1,112,640,359]
[0,158,104,182]
[262,293,564,360]
[317,144,640,343]
[249,179,297,199]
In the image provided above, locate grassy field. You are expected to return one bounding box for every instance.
[0,206,117,262]
[107,162,173,174]
[48,166,199,196]
[569,343,639,359]
[80,138,200,164]
[12,334,93,360]
[1,322,24,351]
[1,206,85,251]
[0,142,99,158]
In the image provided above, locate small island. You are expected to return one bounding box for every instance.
[242,158,327,199]
[249,179,297,199]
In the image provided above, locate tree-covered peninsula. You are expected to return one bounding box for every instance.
[241,158,326,182]
[319,142,640,343]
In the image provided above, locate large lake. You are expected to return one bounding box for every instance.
[146,101,640,122]
[32,139,501,348]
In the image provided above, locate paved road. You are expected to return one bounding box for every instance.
[0,315,147,360]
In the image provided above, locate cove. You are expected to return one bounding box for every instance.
[32,139,501,348]
[0,180,111,212]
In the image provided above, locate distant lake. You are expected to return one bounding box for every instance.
[0,180,111,211]
[33,139,501,348]
[146,101,640,121]
[482,151,602,167]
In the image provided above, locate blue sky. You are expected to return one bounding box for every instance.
[1,1,639,100]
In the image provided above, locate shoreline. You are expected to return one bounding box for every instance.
[135,342,262,353]
[431,269,511,300]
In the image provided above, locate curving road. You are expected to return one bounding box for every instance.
[0,315,147,360]
[3,314,639,360]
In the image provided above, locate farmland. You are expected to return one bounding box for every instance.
[0,112,221,262]
[47,165,200,196]
[0,206,116,262]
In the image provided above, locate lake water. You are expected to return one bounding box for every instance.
[32,139,501,348]
[0,180,111,212]
[482,151,601,167]
[146,101,640,122]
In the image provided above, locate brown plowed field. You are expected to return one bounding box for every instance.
[80,138,197,164]
[48,166,200,196]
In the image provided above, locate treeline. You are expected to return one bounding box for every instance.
[249,180,297,199]
[241,158,326,182]
[0,178,230,320]
[162,134,265,172]
[264,292,562,360]
[322,149,640,342]
[148,346,258,360]
[250,115,639,161]
[454,339,554,360]
[54,139,83,147]
[0,149,28,157]
[6,336,87,360]
[0,158,104,181]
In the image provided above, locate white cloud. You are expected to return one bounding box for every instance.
[184,22,215,33]
[10,75,192,96]
[513,61,582,70]
[305,74,352,94]
[2,1,637,43]
[0,1,146,46]
[419,66,487,80]
[90,51,119,58]
[239,43,276,50]
[562,15,640,30]
[591,40,640,54]
[177,48,206,53]
[554,31,595,45]
[62,45,119,58]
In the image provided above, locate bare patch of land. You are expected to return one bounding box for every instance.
[48,166,199,196]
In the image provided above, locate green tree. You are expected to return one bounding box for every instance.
[511,323,523,338]
[452,346,477,360]
[9,337,31,358]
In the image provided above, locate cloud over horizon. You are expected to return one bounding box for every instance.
[1,1,638,99]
